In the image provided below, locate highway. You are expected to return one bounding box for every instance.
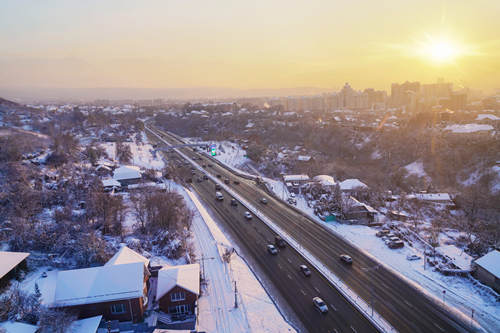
[148,126,475,333]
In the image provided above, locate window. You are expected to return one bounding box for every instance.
[110,303,126,314]
[168,304,190,314]
[171,291,186,302]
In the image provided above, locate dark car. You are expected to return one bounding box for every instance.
[230,198,238,206]
[208,164,213,167]
[203,174,209,180]
[224,178,230,184]
[299,265,311,277]
[233,180,240,185]
[196,178,203,183]
[215,184,222,190]
[216,174,222,178]
[275,236,286,248]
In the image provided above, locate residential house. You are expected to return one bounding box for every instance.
[0,321,38,333]
[52,262,148,322]
[113,165,142,186]
[156,264,200,318]
[339,179,368,194]
[473,250,500,293]
[0,251,30,289]
[343,196,378,223]
[283,174,310,194]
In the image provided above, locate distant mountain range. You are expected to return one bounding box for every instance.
[0,86,333,103]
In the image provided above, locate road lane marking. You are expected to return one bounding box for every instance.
[314,286,320,294]
[287,258,292,264]
[287,274,292,280]
[278,263,282,270]
[404,300,414,308]
[300,289,306,296]
[434,323,445,332]
[350,326,357,333]
[330,303,337,311]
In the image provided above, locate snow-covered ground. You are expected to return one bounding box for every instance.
[444,124,494,133]
[100,138,164,170]
[164,180,296,333]
[265,179,499,332]
[404,161,428,178]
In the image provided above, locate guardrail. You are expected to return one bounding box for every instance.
[146,125,397,333]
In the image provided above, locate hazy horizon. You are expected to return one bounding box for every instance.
[1,0,500,101]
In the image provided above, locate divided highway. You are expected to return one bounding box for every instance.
[148,126,476,333]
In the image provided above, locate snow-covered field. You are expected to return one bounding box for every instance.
[444,124,494,133]
[100,138,164,170]
[164,180,296,333]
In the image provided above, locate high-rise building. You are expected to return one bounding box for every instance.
[391,81,420,107]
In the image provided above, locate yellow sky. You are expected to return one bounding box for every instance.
[0,0,499,95]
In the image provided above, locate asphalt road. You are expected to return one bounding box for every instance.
[149,126,475,333]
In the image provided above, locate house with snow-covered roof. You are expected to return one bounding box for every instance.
[473,250,500,293]
[105,245,150,275]
[339,179,368,193]
[156,264,200,318]
[113,165,142,186]
[0,251,30,289]
[51,261,149,322]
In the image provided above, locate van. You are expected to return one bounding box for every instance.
[215,192,224,201]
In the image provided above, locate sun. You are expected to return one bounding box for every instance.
[420,36,462,63]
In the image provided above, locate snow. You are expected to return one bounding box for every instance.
[444,124,494,133]
[156,264,200,299]
[113,165,141,181]
[474,250,500,278]
[19,267,58,306]
[436,245,473,270]
[297,155,311,161]
[339,178,368,190]
[476,114,500,121]
[100,139,165,170]
[371,150,382,160]
[312,175,336,186]
[407,193,452,202]
[404,161,427,178]
[0,321,38,333]
[0,251,29,279]
[282,174,309,182]
[105,245,150,268]
[53,262,144,307]
[68,315,102,333]
[101,178,121,187]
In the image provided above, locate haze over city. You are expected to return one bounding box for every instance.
[1,0,500,100]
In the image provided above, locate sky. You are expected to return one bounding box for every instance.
[0,0,499,99]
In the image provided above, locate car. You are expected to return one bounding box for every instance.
[230,198,238,206]
[267,244,278,255]
[41,272,48,278]
[224,178,230,184]
[299,265,311,277]
[186,178,192,183]
[290,192,296,198]
[202,164,207,168]
[215,192,224,201]
[376,229,390,237]
[406,254,420,261]
[196,178,203,183]
[313,297,328,313]
[203,175,208,180]
[244,211,252,219]
[233,180,240,185]
[215,184,222,190]
[275,235,286,248]
[260,198,268,204]
[340,254,353,264]
[208,164,213,167]
[216,174,222,178]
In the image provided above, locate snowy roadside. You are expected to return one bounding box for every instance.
[164,180,296,333]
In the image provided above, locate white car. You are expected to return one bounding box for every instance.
[406,254,421,261]
[267,244,278,255]
[244,211,252,219]
[313,297,328,313]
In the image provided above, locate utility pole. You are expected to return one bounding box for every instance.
[234,281,238,308]
[201,254,205,281]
